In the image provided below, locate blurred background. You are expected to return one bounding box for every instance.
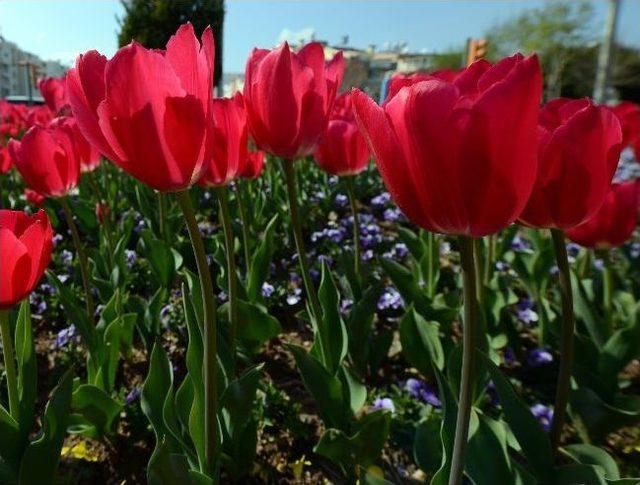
[1,0,639,104]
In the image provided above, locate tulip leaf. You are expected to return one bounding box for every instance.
[15,301,37,442]
[479,352,553,483]
[247,214,278,301]
[286,344,349,430]
[315,262,348,375]
[18,368,73,484]
[218,299,281,354]
[399,307,444,377]
[69,384,122,438]
[140,230,178,287]
[564,444,620,480]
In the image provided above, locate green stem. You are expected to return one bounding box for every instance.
[59,197,95,319]
[235,181,252,276]
[449,236,478,485]
[473,238,485,306]
[0,310,19,419]
[602,250,613,327]
[176,190,218,476]
[282,159,322,321]
[345,176,361,277]
[426,231,436,298]
[484,234,495,285]
[157,192,166,241]
[549,228,576,453]
[216,187,237,373]
[87,171,114,262]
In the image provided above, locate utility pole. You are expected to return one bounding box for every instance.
[593,0,620,103]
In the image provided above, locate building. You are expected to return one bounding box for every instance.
[0,35,67,99]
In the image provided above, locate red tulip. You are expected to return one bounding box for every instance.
[314,120,369,177]
[243,41,345,160]
[566,180,640,248]
[24,188,45,207]
[0,145,12,174]
[0,209,53,309]
[519,98,623,230]
[611,101,640,157]
[9,117,81,198]
[199,93,248,187]
[95,201,110,224]
[63,118,101,172]
[241,149,265,180]
[38,76,69,114]
[25,105,54,128]
[67,23,215,192]
[386,69,459,101]
[352,54,542,237]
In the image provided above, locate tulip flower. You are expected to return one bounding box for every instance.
[0,209,53,418]
[199,93,248,187]
[519,98,622,230]
[9,118,81,198]
[24,188,45,207]
[353,54,542,237]
[0,209,53,310]
[353,53,542,483]
[240,149,265,180]
[314,119,369,177]
[517,97,622,454]
[243,41,345,159]
[611,101,640,158]
[38,76,69,114]
[0,145,11,174]
[566,180,640,249]
[386,68,459,101]
[67,23,214,192]
[25,105,54,128]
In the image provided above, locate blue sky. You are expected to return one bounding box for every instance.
[1,0,638,74]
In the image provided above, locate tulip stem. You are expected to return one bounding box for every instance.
[345,176,361,278]
[216,187,238,373]
[449,235,478,485]
[484,234,496,285]
[602,250,613,327]
[426,231,437,298]
[235,181,252,275]
[59,197,95,320]
[282,159,322,321]
[473,238,485,305]
[176,190,218,477]
[157,192,166,241]
[0,310,19,419]
[550,228,576,453]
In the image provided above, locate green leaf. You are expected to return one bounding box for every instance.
[315,262,348,375]
[339,366,367,415]
[15,301,37,442]
[414,418,443,475]
[0,403,21,473]
[430,368,458,485]
[47,271,97,355]
[218,299,281,354]
[315,410,390,471]
[286,344,348,430]
[18,369,73,484]
[599,317,640,381]
[147,437,192,485]
[399,308,444,377]
[571,273,608,348]
[554,464,607,485]
[346,283,382,375]
[220,364,263,434]
[397,226,426,260]
[564,444,619,480]
[479,353,553,483]
[140,230,177,287]
[247,214,278,301]
[69,384,122,438]
[466,414,514,485]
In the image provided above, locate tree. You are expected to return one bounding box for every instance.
[485,0,594,99]
[117,0,224,90]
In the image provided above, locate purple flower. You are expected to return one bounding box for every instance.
[486,380,500,406]
[340,298,353,314]
[394,243,408,258]
[286,288,302,306]
[55,325,76,348]
[383,207,401,222]
[39,282,55,296]
[495,260,510,271]
[160,304,173,324]
[125,249,137,268]
[52,233,64,247]
[60,249,73,266]
[362,249,374,261]
[371,192,391,209]
[530,403,554,432]
[372,397,395,414]
[511,235,533,252]
[503,347,516,366]
[377,287,404,311]
[527,348,553,367]
[549,265,559,277]
[261,282,275,298]
[630,242,640,259]
[593,258,604,272]
[334,193,348,208]
[125,387,141,405]
[404,378,441,407]
[566,243,581,261]
[310,268,320,284]
[516,299,539,326]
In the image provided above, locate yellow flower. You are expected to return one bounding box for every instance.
[61,441,101,462]
[290,455,312,480]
